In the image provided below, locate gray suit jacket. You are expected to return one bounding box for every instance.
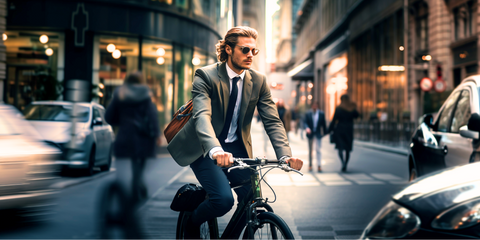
[167,62,292,166]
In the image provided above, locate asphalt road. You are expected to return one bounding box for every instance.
[0,121,410,239]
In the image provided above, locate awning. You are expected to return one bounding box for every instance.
[287,59,313,81]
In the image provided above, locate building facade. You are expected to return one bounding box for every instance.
[289,0,480,124]
[3,0,238,141]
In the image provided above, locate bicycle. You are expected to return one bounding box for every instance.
[175,157,303,239]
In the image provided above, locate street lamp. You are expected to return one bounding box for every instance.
[45,48,54,56]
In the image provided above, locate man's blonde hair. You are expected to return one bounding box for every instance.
[215,26,258,62]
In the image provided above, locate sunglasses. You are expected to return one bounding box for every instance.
[235,45,259,56]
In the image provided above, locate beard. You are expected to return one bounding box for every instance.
[231,51,250,71]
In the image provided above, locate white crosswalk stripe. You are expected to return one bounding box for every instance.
[265,172,407,186]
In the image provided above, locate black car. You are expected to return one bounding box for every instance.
[408,76,480,181]
[362,161,480,239]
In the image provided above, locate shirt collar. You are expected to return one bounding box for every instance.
[226,62,246,80]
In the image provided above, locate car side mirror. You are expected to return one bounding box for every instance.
[468,113,480,132]
[460,125,479,139]
[93,117,103,125]
[423,113,434,128]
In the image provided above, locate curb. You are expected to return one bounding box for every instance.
[50,169,115,189]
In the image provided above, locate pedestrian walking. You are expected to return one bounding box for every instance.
[276,99,291,139]
[304,102,327,172]
[105,71,160,204]
[166,26,303,239]
[328,94,359,172]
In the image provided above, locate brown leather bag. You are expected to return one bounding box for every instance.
[164,99,193,143]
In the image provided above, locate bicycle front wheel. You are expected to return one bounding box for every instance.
[244,212,294,239]
[176,211,219,239]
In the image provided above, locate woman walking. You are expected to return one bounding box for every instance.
[105,71,160,204]
[328,94,359,172]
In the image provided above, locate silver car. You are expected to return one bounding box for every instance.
[23,101,114,175]
[408,75,480,181]
[0,104,59,214]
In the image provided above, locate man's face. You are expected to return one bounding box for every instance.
[226,37,256,73]
[312,103,318,111]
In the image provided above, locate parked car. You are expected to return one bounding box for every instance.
[23,101,114,175]
[0,103,60,215]
[408,75,480,181]
[362,161,480,239]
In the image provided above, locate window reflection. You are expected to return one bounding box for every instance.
[142,40,173,132]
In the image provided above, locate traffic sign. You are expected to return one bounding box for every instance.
[434,79,446,93]
[420,77,433,92]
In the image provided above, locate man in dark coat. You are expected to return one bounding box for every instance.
[105,72,160,203]
[304,102,327,172]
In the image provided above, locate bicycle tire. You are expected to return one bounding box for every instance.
[176,211,219,239]
[243,212,294,240]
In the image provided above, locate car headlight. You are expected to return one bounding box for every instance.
[432,198,480,230]
[362,201,420,239]
[75,130,91,145]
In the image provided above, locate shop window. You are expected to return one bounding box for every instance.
[4,31,62,110]
[174,46,193,111]
[97,36,139,106]
[142,39,173,132]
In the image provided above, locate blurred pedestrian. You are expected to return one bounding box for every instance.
[105,71,160,204]
[304,102,327,172]
[277,99,291,139]
[328,94,359,172]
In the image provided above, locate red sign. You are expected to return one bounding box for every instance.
[434,79,447,93]
[420,77,433,92]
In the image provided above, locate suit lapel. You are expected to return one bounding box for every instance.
[217,62,230,120]
[238,70,253,130]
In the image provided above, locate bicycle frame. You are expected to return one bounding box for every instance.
[218,167,274,239]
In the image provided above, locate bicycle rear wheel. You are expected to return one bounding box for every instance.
[176,211,219,239]
[243,212,294,239]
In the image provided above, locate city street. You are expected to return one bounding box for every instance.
[0,121,410,239]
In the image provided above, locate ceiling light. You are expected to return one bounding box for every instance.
[45,48,54,56]
[39,34,49,44]
[107,43,116,53]
[112,49,121,59]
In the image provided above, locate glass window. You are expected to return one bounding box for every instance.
[175,46,193,111]
[451,90,471,133]
[176,0,188,9]
[142,39,174,134]
[23,104,90,122]
[436,91,461,132]
[193,49,208,73]
[4,31,62,110]
[454,2,476,41]
[98,36,139,106]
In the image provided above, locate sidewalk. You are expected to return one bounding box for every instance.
[138,121,409,239]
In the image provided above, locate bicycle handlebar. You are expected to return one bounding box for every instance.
[215,157,303,176]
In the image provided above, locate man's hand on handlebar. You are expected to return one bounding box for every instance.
[212,151,234,167]
[286,157,303,171]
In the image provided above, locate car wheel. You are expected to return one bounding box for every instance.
[409,167,418,182]
[100,148,112,172]
[86,147,95,176]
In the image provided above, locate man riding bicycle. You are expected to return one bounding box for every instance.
[167,26,303,239]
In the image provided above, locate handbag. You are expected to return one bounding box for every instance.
[164,99,193,143]
[170,183,206,212]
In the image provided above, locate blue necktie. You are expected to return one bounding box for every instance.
[219,76,240,141]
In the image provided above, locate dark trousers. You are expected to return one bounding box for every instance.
[189,140,250,227]
[131,157,147,202]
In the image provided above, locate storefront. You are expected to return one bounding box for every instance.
[5,0,230,135]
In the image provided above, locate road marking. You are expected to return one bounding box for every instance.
[371,173,403,181]
[354,180,384,185]
[323,181,352,186]
[264,172,407,186]
[317,173,346,181]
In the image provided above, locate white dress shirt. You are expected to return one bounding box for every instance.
[312,110,319,132]
[209,63,245,159]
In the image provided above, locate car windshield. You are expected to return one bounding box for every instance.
[23,104,90,122]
